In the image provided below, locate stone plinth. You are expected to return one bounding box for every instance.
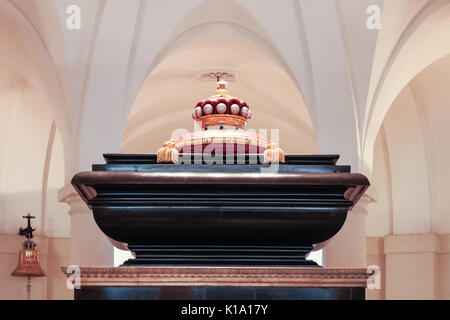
[61,266,372,300]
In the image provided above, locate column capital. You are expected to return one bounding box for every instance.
[439,233,450,254]
[313,194,375,252]
[349,193,376,216]
[58,184,90,215]
[384,233,441,254]
[58,185,113,266]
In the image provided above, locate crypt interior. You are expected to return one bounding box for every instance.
[0,0,449,300]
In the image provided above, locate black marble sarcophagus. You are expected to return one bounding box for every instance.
[72,153,369,267]
[71,80,369,267]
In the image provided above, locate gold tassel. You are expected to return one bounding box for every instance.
[264,142,285,164]
[157,140,179,164]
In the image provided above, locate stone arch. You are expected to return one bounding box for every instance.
[0,1,72,180]
[362,1,450,175]
[0,62,68,237]
[368,53,450,237]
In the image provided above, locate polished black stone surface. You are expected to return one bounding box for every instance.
[74,286,365,300]
[72,153,369,267]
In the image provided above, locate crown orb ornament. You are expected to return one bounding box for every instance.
[216,80,229,96]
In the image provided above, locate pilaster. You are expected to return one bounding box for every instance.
[323,193,375,267]
[58,184,113,266]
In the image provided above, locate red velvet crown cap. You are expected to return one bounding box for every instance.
[191,80,252,129]
[178,80,267,154]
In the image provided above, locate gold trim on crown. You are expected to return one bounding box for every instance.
[198,115,246,129]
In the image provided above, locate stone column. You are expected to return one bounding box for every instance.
[439,234,450,300]
[322,193,374,268]
[58,184,113,266]
[384,233,439,300]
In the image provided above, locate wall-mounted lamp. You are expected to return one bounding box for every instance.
[11,213,46,300]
